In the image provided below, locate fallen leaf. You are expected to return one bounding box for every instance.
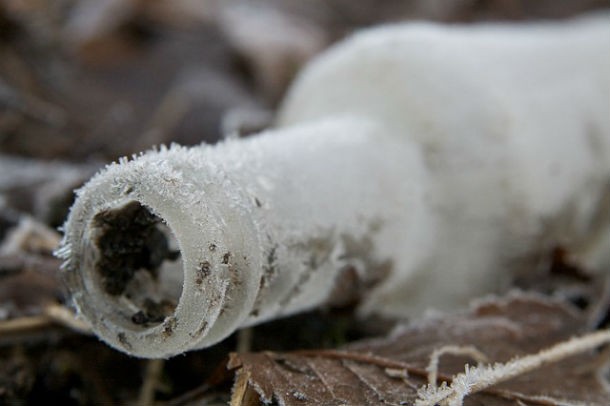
[0,253,63,318]
[228,292,610,405]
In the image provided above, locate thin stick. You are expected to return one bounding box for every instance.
[44,304,92,334]
[0,304,91,337]
[0,315,53,334]
[236,327,253,353]
[137,359,165,406]
[426,345,488,386]
[416,329,610,406]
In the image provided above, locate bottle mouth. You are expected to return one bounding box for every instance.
[58,160,263,358]
[69,194,222,358]
[89,201,183,329]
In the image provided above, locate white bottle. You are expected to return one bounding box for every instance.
[58,15,610,358]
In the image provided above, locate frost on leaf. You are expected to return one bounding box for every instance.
[228,292,610,406]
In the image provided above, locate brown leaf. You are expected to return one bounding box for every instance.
[228,292,610,405]
[0,253,63,318]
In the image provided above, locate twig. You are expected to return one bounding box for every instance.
[0,304,91,337]
[0,314,53,334]
[137,359,165,406]
[425,345,488,386]
[416,329,610,406]
[44,303,91,334]
[236,327,253,353]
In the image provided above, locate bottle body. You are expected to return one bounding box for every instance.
[59,15,610,358]
[278,14,610,314]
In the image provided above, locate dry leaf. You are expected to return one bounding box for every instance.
[228,292,610,405]
[0,253,62,317]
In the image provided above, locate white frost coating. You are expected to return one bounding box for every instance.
[59,118,430,358]
[278,14,610,316]
[59,15,610,358]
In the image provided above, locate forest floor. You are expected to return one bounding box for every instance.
[1,1,609,405]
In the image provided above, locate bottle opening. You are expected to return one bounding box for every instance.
[90,201,184,327]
